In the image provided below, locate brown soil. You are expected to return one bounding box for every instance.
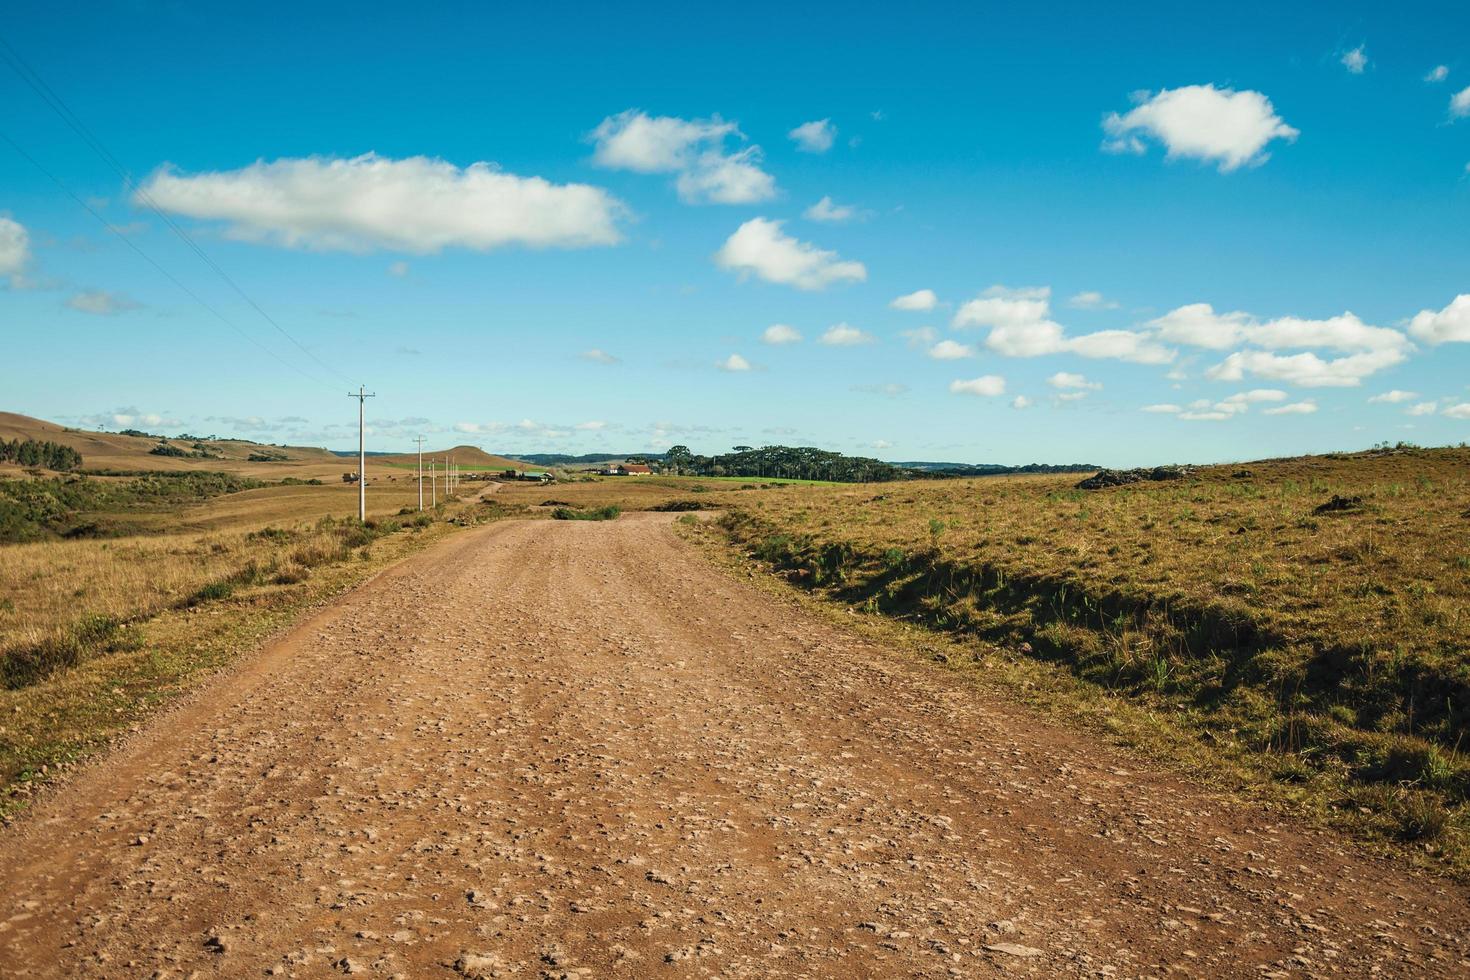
[0,514,1466,977]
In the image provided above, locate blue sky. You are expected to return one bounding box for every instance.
[2,0,1469,466]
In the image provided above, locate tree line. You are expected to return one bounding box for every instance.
[0,438,83,472]
[662,445,908,482]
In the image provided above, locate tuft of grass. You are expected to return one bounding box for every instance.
[552,505,620,521]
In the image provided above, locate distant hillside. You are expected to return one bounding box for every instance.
[0,412,341,476]
[517,452,660,466]
[371,445,530,470]
[893,460,1100,475]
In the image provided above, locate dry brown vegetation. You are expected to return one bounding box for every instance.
[717,446,1470,869]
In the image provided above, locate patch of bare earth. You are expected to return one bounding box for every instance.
[0,513,1466,977]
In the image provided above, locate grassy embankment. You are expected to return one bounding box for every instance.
[712,447,1470,872]
[0,471,511,819]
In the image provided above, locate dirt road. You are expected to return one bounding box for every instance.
[2,515,1467,977]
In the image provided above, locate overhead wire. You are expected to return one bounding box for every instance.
[0,32,353,386]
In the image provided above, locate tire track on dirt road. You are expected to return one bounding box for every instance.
[1,513,1467,977]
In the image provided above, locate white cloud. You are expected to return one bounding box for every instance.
[1056,391,1089,402]
[954,285,1173,363]
[761,324,802,345]
[872,439,892,450]
[949,375,1007,397]
[1407,401,1439,416]
[1341,45,1368,74]
[1141,404,1181,414]
[0,216,30,284]
[138,153,626,252]
[86,407,182,430]
[953,285,1067,356]
[900,326,937,348]
[586,111,778,204]
[1068,290,1119,310]
[714,218,866,290]
[1102,84,1299,171]
[927,339,975,360]
[589,110,737,171]
[1407,294,1470,344]
[1149,303,1409,353]
[1010,395,1032,410]
[65,289,141,315]
[1263,401,1318,415]
[1068,329,1175,364]
[788,119,837,153]
[1048,372,1101,390]
[1369,390,1419,404]
[719,353,752,372]
[890,288,938,311]
[1442,403,1470,419]
[387,260,409,277]
[1451,86,1470,119]
[820,322,873,346]
[674,147,777,204]
[575,420,606,431]
[1426,65,1449,83]
[804,196,858,222]
[579,348,620,365]
[1206,348,1405,387]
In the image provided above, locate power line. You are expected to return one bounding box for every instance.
[0,32,352,385]
[0,128,338,389]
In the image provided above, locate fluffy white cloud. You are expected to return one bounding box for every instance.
[1068,329,1175,364]
[927,339,975,360]
[588,110,777,204]
[954,285,1173,362]
[1407,294,1470,344]
[804,196,858,222]
[1451,86,1470,119]
[139,154,625,252]
[1426,65,1449,83]
[719,353,752,372]
[65,290,141,315]
[1206,348,1405,387]
[761,324,802,345]
[1010,395,1032,410]
[820,322,873,346]
[1102,84,1298,172]
[890,288,938,311]
[589,110,737,171]
[1369,389,1419,404]
[788,119,837,153]
[1407,401,1439,416]
[674,147,777,204]
[579,349,620,365]
[1142,404,1182,414]
[714,218,866,290]
[1048,372,1101,390]
[1442,403,1470,419]
[1149,303,1409,353]
[1068,290,1119,310]
[0,216,30,284]
[1263,401,1318,415]
[575,420,606,431]
[1341,45,1368,74]
[86,407,181,430]
[949,375,1006,397]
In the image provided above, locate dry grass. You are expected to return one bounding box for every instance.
[717,446,1470,871]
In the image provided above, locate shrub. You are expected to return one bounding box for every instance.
[552,505,620,521]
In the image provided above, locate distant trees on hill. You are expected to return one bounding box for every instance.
[663,445,907,482]
[0,438,82,471]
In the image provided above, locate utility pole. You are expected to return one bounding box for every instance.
[413,436,426,511]
[348,385,376,522]
[431,461,437,507]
